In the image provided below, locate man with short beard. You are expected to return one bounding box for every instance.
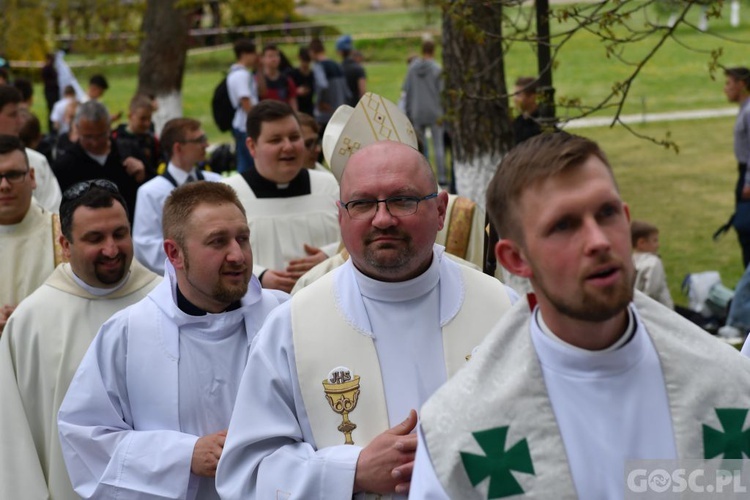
[58,182,288,500]
[410,132,750,499]
[0,179,160,499]
[216,140,517,499]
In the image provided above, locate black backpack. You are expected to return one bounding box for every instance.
[212,76,235,133]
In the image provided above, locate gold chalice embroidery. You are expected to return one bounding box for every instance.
[322,368,361,445]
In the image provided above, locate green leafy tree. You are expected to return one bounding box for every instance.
[226,0,295,25]
[440,0,733,204]
[0,0,48,61]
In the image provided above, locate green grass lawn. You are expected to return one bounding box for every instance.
[581,116,744,303]
[26,2,750,304]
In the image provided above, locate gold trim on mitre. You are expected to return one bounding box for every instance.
[322,92,418,182]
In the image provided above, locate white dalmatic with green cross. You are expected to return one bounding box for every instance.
[417,292,750,499]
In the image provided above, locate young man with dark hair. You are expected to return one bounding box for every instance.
[309,38,350,131]
[227,38,259,174]
[258,44,298,111]
[0,180,159,499]
[411,132,750,498]
[724,66,750,267]
[0,84,61,212]
[223,100,339,292]
[58,181,287,500]
[288,47,315,116]
[133,117,222,274]
[513,75,543,144]
[336,34,367,106]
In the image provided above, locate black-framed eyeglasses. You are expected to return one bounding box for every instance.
[62,179,120,203]
[0,169,29,185]
[340,193,438,220]
[180,134,208,145]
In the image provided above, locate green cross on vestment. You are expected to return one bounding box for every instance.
[460,426,535,499]
[703,408,750,459]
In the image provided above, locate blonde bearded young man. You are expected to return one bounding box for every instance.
[216,141,517,499]
[58,182,288,500]
[410,132,750,499]
[0,180,159,499]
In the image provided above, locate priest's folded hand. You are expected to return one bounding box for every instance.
[286,244,328,275]
[261,270,298,293]
[191,429,227,477]
[353,409,418,495]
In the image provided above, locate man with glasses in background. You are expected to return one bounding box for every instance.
[53,100,154,222]
[133,117,223,275]
[0,135,64,334]
[216,140,517,499]
[298,112,335,178]
[0,179,159,499]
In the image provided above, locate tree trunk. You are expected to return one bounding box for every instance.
[442,0,513,208]
[137,0,191,134]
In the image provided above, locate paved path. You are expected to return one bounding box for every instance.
[564,107,737,129]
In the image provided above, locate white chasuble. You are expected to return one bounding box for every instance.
[0,262,159,500]
[292,252,511,499]
[0,203,60,307]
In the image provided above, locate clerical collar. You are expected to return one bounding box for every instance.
[71,269,131,297]
[535,307,636,353]
[175,285,241,316]
[353,251,440,302]
[241,165,311,198]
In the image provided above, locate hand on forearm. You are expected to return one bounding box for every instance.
[191,429,227,477]
[286,244,327,274]
[261,269,298,293]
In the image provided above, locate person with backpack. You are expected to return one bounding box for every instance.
[309,38,350,134]
[226,39,259,174]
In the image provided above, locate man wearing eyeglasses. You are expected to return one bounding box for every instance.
[53,100,155,223]
[216,140,517,499]
[133,117,222,274]
[298,112,335,177]
[0,135,64,333]
[0,179,159,499]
